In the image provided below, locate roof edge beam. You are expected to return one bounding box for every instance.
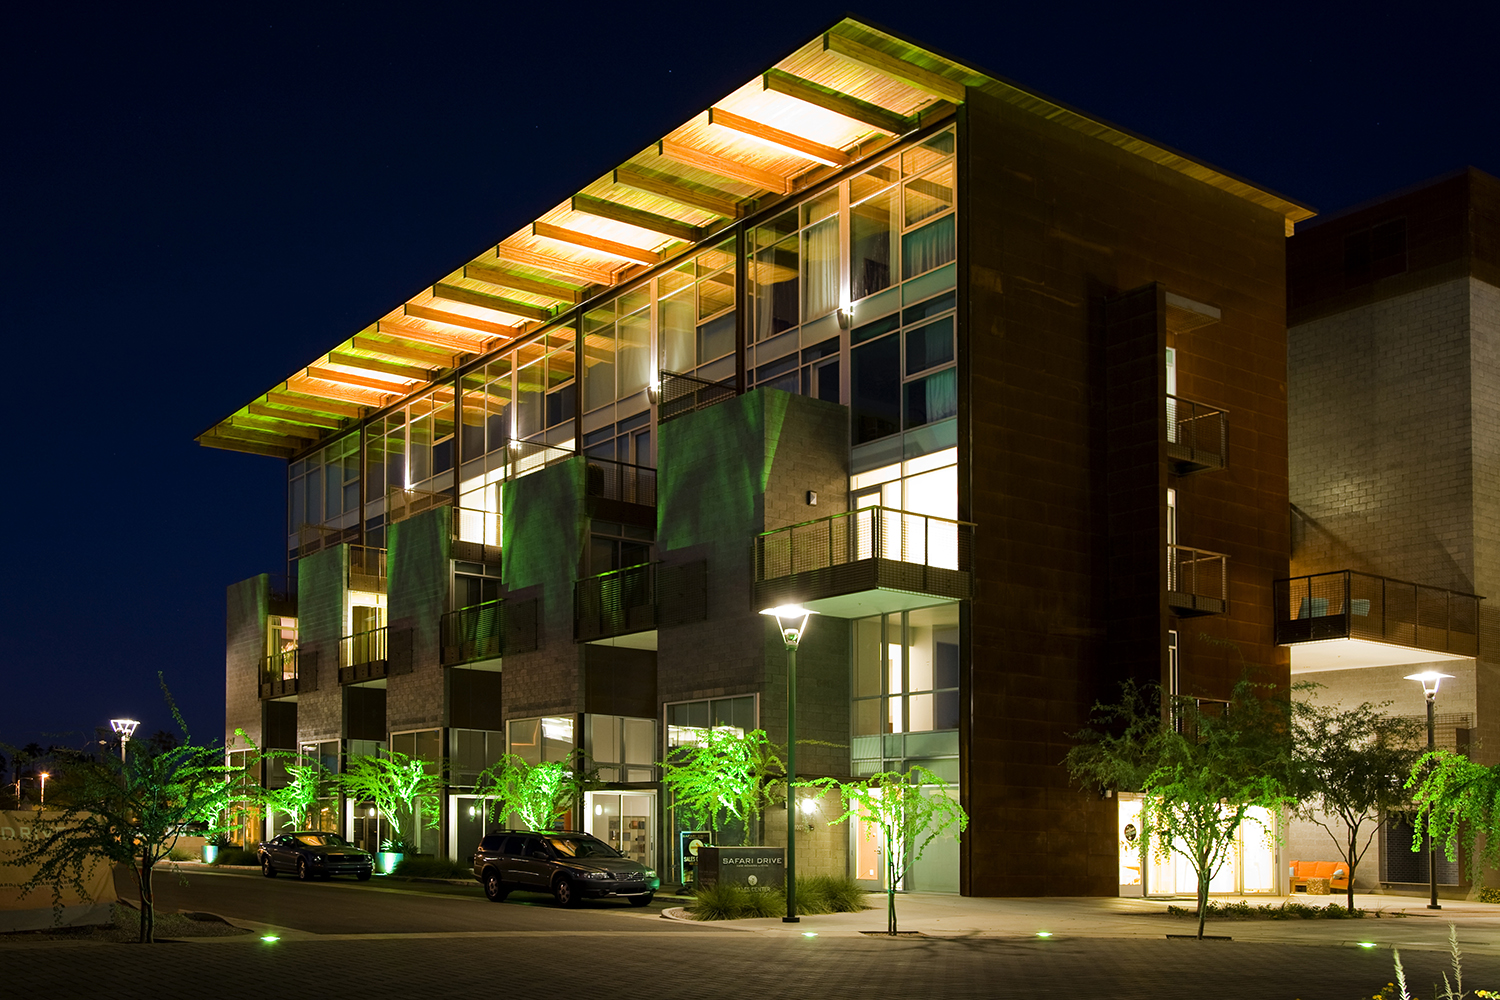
[197,434,297,459]
[304,366,413,395]
[327,351,435,382]
[403,303,516,338]
[265,390,364,418]
[762,68,914,135]
[657,141,789,194]
[491,245,619,286]
[570,194,707,243]
[531,222,663,265]
[612,166,742,218]
[249,401,345,429]
[822,31,967,104]
[374,320,489,354]
[350,335,459,368]
[432,282,552,322]
[462,261,585,303]
[707,107,852,167]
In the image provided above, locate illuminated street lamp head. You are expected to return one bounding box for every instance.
[110,719,140,741]
[761,604,815,650]
[1404,671,1455,701]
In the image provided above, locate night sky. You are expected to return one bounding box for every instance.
[5,1,1496,755]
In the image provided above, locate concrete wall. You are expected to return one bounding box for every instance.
[225,575,267,748]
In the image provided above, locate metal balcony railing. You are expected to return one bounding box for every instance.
[339,626,388,682]
[1274,571,1481,656]
[1167,544,1228,616]
[260,647,304,698]
[659,370,738,424]
[387,485,452,524]
[349,545,386,593]
[754,506,974,607]
[440,598,540,665]
[575,562,658,641]
[583,456,657,507]
[1166,394,1227,474]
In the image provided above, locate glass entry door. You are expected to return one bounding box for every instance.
[586,791,654,868]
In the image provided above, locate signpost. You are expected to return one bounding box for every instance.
[696,846,786,893]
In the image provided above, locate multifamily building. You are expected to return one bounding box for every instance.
[1282,168,1498,900]
[203,18,1308,895]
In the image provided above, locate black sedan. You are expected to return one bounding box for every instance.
[472,831,659,906]
[259,831,374,881]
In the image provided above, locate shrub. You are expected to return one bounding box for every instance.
[211,848,259,867]
[691,875,869,920]
[692,882,782,920]
[392,857,472,879]
[1477,886,1500,904]
[1167,899,1364,920]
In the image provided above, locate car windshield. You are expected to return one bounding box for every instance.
[545,836,622,859]
[295,833,349,847]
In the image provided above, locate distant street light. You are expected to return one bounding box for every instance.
[1405,671,1454,911]
[111,719,140,764]
[761,604,815,925]
[39,772,50,808]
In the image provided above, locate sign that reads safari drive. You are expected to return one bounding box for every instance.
[695,846,785,892]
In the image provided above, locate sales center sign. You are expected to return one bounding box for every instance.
[698,846,785,892]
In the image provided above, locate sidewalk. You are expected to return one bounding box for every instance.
[663,891,1500,954]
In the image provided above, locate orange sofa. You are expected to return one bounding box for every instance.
[1289,860,1349,892]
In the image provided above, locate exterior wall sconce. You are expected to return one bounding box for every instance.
[837,305,853,329]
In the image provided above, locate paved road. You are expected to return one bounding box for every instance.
[4,868,1498,1000]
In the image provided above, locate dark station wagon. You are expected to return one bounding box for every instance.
[471,831,660,907]
[259,831,374,881]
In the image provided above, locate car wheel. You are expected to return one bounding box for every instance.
[483,871,509,902]
[357,869,372,882]
[628,892,653,907]
[553,877,578,907]
[297,858,312,881]
[261,856,277,878]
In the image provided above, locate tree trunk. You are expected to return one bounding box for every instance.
[1196,869,1209,940]
[1346,829,1358,914]
[138,857,155,943]
[886,853,898,935]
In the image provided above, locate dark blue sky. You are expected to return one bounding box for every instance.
[4,1,1496,753]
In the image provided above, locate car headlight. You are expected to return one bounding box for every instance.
[643,870,657,878]
[311,855,326,864]
[580,870,612,879]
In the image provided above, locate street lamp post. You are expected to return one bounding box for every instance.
[1405,671,1454,911]
[38,772,49,808]
[110,719,140,764]
[761,604,814,925]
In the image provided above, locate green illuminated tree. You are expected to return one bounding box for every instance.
[1405,750,1500,881]
[1066,678,1295,940]
[1290,692,1424,913]
[338,749,440,853]
[659,728,786,845]
[262,758,328,830]
[475,755,584,831]
[3,677,239,943]
[806,766,967,935]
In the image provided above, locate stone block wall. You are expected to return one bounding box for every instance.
[224,575,267,748]
[387,505,451,734]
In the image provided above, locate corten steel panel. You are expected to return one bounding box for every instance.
[583,645,659,719]
[960,89,1290,897]
[448,668,504,731]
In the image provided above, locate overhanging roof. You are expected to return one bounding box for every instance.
[198,17,1315,460]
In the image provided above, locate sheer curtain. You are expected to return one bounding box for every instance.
[803,217,839,321]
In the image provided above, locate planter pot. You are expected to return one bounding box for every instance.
[201,845,220,864]
[376,852,404,875]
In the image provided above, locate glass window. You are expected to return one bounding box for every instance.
[802,217,839,323]
[904,316,954,375]
[904,369,957,429]
[904,162,955,227]
[851,606,960,736]
[755,237,799,342]
[902,214,956,280]
[851,190,896,302]
[852,334,901,444]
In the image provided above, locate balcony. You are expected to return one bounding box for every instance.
[1167,544,1228,616]
[658,369,738,424]
[1275,571,1481,671]
[754,506,974,618]
[583,455,657,528]
[451,507,503,565]
[576,562,658,642]
[1166,394,1226,475]
[339,626,387,683]
[440,598,540,666]
[260,647,307,699]
[349,545,386,593]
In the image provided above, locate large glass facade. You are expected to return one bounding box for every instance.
[852,606,960,737]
